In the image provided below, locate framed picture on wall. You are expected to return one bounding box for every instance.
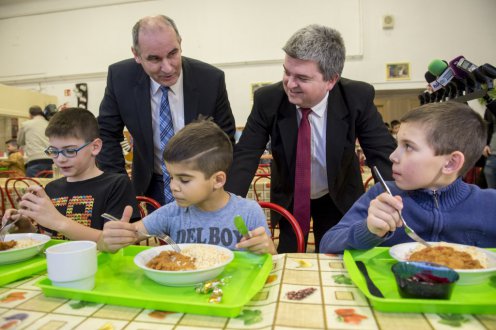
[251,82,272,100]
[386,62,410,80]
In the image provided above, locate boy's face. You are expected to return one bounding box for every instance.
[389,122,451,191]
[48,136,101,181]
[6,143,17,153]
[165,161,223,211]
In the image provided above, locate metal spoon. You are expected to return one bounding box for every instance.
[372,166,431,247]
[101,213,181,252]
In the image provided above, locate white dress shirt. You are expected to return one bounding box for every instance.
[150,72,185,174]
[297,93,329,199]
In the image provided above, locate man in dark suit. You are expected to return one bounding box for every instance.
[98,15,235,205]
[225,25,396,253]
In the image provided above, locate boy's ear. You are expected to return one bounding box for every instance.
[91,138,103,156]
[442,151,464,174]
[212,171,226,190]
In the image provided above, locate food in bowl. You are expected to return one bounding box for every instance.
[408,243,485,269]
[0,233,51,265]
[0,240,17,251]
[0,238,43,251]
[389,242,496,285]
[146,245,232,271]
[134,244,235,286]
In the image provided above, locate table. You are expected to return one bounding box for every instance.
[0,253,493,330]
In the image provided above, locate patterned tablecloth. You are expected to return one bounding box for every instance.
[0,253,494,330]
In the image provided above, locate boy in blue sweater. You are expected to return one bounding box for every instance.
[320,102,496,253]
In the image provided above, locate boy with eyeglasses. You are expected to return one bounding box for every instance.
[2,108,140,241]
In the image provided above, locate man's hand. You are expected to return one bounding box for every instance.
[366,193,403,237]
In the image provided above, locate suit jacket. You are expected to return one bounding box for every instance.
[98,57,235,196]
[225,79,396,218]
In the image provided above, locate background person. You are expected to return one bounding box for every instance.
[97,15,235,206]
[320,102,496,253]
[225,25,396,253]
[0,139,25,177]
[17,105,53,177]
[99,120,275,255]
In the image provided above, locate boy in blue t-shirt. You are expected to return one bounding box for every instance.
[99,120,276,254]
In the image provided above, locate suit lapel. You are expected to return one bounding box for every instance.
[326,82,349,188]
[182,58,199,124]
[277,97,298,177]
[133,67,154,160]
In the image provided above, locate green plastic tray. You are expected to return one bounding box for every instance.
[343,248,496,314]
[37,245,273,317]
[0,239,64,286]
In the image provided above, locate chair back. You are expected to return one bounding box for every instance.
[363,175,374,191]
[0,186,5,217]
[258,201,305,253]
[4,177,43,209]
[136,196,161,218]
[252,173,271,202]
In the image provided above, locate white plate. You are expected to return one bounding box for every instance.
[389,242,496,285]
[0,233,51,265]
[134,243,234,286]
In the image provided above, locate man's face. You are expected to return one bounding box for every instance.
[282,55,338,108]
[133,24,182,87]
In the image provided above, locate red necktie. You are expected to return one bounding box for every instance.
[294,108,312,235]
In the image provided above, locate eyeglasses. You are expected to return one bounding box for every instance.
[44,141,92,159]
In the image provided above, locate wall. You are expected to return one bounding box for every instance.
[1,0,495,126]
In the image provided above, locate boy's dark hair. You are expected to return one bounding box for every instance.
[163,120,233,178]
[390,119,400,127]
[45,108,100,142]
[5,139,18,147]
[29,105,44,117]
[400,102,487,176]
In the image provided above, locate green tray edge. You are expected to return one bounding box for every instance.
[343,248,496,314]
[0,239,65,286]
[37,245,273,318]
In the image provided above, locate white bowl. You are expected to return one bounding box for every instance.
[134,244,234,286]
[0,233,51,265]
[389,242,496,285]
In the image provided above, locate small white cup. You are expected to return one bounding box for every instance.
[46,241,97,290]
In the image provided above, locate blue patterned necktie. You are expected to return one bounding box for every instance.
[159,86,175,204]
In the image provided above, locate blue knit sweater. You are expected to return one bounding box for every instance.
[320,178,496,253]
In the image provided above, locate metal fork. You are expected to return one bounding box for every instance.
[0,218,21,242]
[372,167,431,247]
[101,213,181,252]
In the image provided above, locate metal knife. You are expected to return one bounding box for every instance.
[355,261,384,298]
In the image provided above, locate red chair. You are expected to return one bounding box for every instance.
[252,173,271,202]
[258,201,305,253]
[4,177,43,209]
[363,175,374,191]
[136,196,161,218]
[0,187,5,217]
[34,170,54,178]
[136,196,161,246]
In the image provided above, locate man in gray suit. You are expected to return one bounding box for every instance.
[225,25,396,253]
[98,15,235,205]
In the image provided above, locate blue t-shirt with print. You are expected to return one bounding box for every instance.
[143,193,270,251]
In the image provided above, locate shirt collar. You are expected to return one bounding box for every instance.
[150,70,183,96]
[298,92,329,118]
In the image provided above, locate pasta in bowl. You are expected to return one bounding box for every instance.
[0,233,51,265]
[134,244,234,286]
[389,242,496,285]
